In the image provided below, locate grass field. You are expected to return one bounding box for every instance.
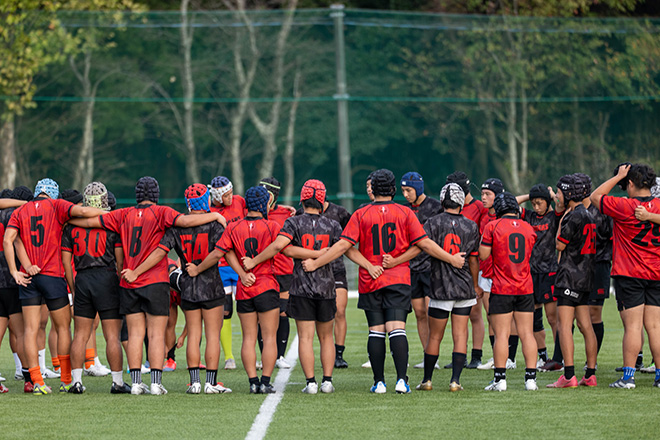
[0,297,658,440]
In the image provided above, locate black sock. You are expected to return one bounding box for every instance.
[130,369,141,385]
[489,335,495,349]
[167,346,176,361]
[261,375,271,386]
[322,375,332,383]
[564,365,575,380]
[277,316,290,358]
[494,367,506,382]
[423,352,439,383]
[22,367,32,384]
[151,369,162,385]
[525,368,537,381]
[306,376,316,385]
[258,325,264,354]
[388,329,409,381]
[585,368,596,379]
[552,330,563,363]
[368,331,386,383]
[538,347,548,362]
[249,376,260,386]
[189,367,200,384]
[471,348,483,362]
[207,369,217,385]
[636,351,644,368]
[508,335,519,362]
[335,344,345,358]
[592,322,604,354]
[451,352,467,384]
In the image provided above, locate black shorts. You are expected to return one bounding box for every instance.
[357,284,412,314]
[555,288,589,307]
[74,269,121,320]
[280,297,288,315]
[224,294,233,319]
[614,276,660,311]
[120,317,128,342]
[589,261,611,305]
[411,271,431,299]
[333,269,348,291]
[276,274,292,293]
[287,295,336,322]
[19,274,69,311]
[120,283,170,316]
[532,272,556,305]
[0,287,21,317]
[237,290,280,314]
[488,293,534,315]
[181,297,225,311]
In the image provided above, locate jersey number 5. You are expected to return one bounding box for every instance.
[30,216,45,248]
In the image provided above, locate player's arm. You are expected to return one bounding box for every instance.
[225,250,256,287]
[301,239,352,272]
[115,246,124,274]
[416,237,466,268]
[14,237,39,276]
[382,246,421,269]
[121,248,167,284]
[469,255,483,298]
[282,245,326,260]
[62,250,75,293]
[634,206,660,224]
[516,194,529,205]
[591,163,631,210]
[187,248,224,277]
[68,217,103,229]
[176,212,227,228]
[479,244,491,261]
[345,247,383,280]
[0,199,27,209]
[70,205,107,219]
[242,235,292,271]
[3,228,31,286]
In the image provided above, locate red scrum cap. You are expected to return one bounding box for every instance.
[300,179,326,205]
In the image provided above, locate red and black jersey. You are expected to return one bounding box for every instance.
[268,205,294,276]
[341,201,427,294]
[100,204,182,289]
[280,213,342,300]
[211,195,247,267]
[297,202,351,275]
[601,195,660,280]
[7,197,74,277]
[214,216,280,300]
[159,220,224,303]
[555,204,596,293]
[405,196,443,273]
[481,217,536,296]
[587,204,613,263]
[462,198,486,225]
[424,212,480,301]
[61,225,121,271]
[0,207,20,288]
[478,210,497,278]
[521,208,560,274]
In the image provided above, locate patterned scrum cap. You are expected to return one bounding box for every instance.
[652,177,660,199]
[300,179,326,205]
[185,183,211,212]
[34,178,59,199]
[246,186,270,219]
[84,182,110,211]
[439,183,466,208]
[210,176,232,204]
[135,176,159,204]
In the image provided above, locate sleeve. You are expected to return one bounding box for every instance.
[215,224,234,253]
[279,218,295,241]
[110,231,122,249]
[339,208,351,229]
[468,224,480,256]
[56,199,74,225]
[407,209,427,245]
[332,221,343,245]
[158,228,177,253]
[61,226,73,252]
[481,222,494,247]
[270,221,281,242]
[600,195,631,221]
[340,211,361,245]
[159,206,183,229]
[99,209,122,233]
[557,212,578,245]
[7,208,20,230]
[210,223,225,247]
[240,197,248,217]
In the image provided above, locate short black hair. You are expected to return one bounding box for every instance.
[302,198,323,210]
[441,198,461,210]
[628,164,657,190]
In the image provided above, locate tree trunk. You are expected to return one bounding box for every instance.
[230,110,246,194]
[573,99,584,172]
[74,99,95,189]
[283,69,301,202]
[0,116,16,189]
[506,87,521,194]
[181,0,199,183]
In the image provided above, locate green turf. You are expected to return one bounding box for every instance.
[0,298,658,439]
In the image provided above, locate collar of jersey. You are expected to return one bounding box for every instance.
[245,215,264,220]
[372,201,393,205]
[634,196,655,202]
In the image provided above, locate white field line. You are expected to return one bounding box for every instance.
[245,334,300,440]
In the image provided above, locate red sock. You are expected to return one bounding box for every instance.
[29,366,44,386]
[59,354,72,384]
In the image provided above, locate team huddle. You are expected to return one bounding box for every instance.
[1,162,660,396]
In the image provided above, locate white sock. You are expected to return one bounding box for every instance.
[72,368,83,384]
[38,349,46,370]
[111,371,124,385]
[13,353,22,372]
[94,356,104,367]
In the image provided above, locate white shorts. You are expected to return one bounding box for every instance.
[478,271,493,292]
[224,284,236,295]
[428,298,477,312]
